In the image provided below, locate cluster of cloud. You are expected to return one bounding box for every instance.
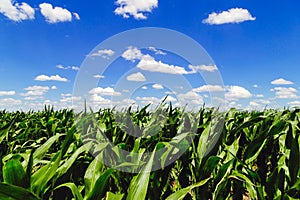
[89,49,115,59]
[56,64,80,71]
[114,0,158,20]
[0,0,79,23]
[1,0,256,26]
[0,90,16,96]
[0,0,34,21]
[122,46,218,78]
[35,74,68,82]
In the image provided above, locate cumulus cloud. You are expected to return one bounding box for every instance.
[0,0,35,21]
[148,47,166,55]
[0,90,16,96]
[89,94,111,104]
[271,87,298,99]
[193,85,224,93]
[203,8,256,25]
[137,54,191,74]
[122,46,143,62]
[22,85,50,96]
[127,72,146,82]
[271,78,293,85]
[89,87,121,96]
[288,101,300,106]
[56,64,79,71]
[136,96,161,104]
[35,74,68,82]
[178,91,202,100]
[39,3,78,23]
[90,49,115,59]
[114,0,158,20]
[142,86,148,90]
[152,83,163,90]
[225,86,252,100]
[51,86,57,90]
[122,46,216,75]
[189,64,218,72]
[0,98,22,106]
[60,95,81,103]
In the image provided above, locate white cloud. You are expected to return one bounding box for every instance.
[288,101,300,106]
[271,87,298,99]
[62,93,72,97]
[89,94,111,104]
[24,96,43,101]
[271,78,293,85]
[35,74,68,82]
[225,86,252,100]
[137,54,191,74]
[0,98,21,105]
[178,91,202,100]
[136,96,161,104]
[94,74,105,79]
[177,91,204,107]
[60,95,81,103]
[122,46,143,62]
[0,0,34,22]
[56,64,79,71]
[0,90,15,96]
[142,86,148,90]
[189,64,218,72]
[39,3,76,23]
[123,46,214,75]
[249,101,260,107]
[114,0,158,20]
[253,84,259,88]
[73,12,80,20]
[164,96,176,102]
[193,85,224,93]
[152,83,163,90]
[90,49,115,59]
[254,94,264,98]
[51,85,57,90]
[203,8,256,25]
[148,47,166,55]
[127,72,146,82]
[89,87,121,96]
[22,85,50,96]
[256,99,271,104]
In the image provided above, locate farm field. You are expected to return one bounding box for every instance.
[0,105,300,200]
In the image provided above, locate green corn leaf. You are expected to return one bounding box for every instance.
[31,151,61,197]
[54,183,83,200]
[165,177,211,200]
[85,168,114,200]
[84,155,105,196]
[56,142,91,178]
[229,170,257,199]
[105,192,124,200]
[126,147,157,200]
[33,133,64,161]
[0,182,40,200]
[244,138,268,164]
[3,157,27,188]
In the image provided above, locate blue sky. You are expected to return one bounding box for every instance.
[1,0,300,111]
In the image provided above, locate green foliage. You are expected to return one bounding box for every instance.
[0,106,299,199]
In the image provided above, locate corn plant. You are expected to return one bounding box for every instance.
[0,105,299,199]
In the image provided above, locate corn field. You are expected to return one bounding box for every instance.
[0,105,300,199]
